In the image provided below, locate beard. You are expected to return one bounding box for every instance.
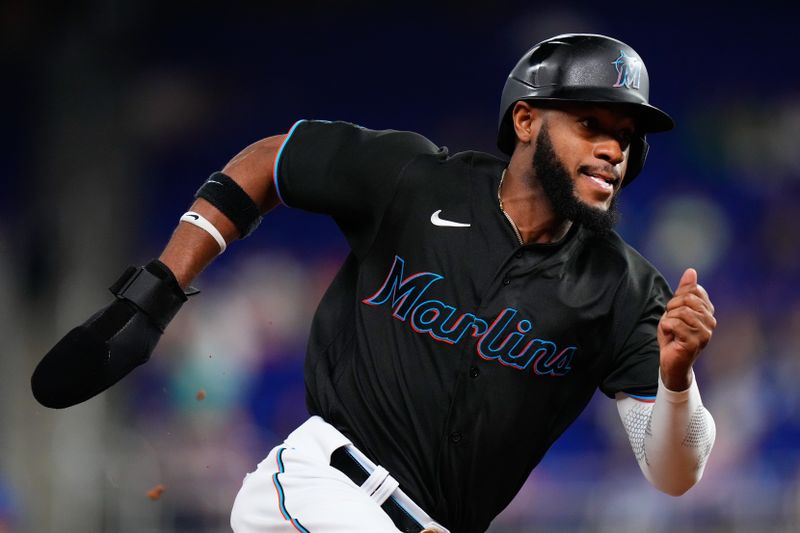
[532,123,619,236]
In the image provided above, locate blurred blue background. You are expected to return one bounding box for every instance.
[2,1,799,531]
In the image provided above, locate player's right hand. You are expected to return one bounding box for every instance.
[31,259,195,409]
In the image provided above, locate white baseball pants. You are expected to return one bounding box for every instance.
[230,416,448,533]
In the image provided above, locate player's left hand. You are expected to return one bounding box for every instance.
[657,268,716,390]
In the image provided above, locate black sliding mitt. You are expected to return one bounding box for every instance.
[31,260,197,408]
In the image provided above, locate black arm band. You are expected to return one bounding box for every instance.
[194,171,263,238]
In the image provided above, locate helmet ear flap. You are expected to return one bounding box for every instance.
[622,136,649,187]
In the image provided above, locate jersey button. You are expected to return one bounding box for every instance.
[469,366,480,378]
[502,278,511,286]
[515,251,523,259]
[449,432,463,444]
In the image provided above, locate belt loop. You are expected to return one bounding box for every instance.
[360,465,389,497]
[370,474,400,506]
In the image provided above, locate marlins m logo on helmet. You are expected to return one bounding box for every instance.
[612,50,642,89]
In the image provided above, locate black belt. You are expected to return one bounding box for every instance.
[330,446,424,533]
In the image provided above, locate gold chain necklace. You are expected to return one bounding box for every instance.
[498,169,524,245]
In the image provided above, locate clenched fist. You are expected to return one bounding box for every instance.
[658,268,716,391]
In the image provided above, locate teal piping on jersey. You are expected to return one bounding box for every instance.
[272,447,311,533]
[627,393,656,403]
[273,119,307,207]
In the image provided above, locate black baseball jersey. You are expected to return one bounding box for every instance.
[274,120,672,532]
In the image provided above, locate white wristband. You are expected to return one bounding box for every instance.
[180,211,227,253]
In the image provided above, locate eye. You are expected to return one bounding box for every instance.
[618,128,634,146]
[580,117,599,130]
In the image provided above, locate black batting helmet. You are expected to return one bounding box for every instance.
[497,33,674,185]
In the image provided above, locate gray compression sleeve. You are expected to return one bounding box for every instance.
[615,370,716,496]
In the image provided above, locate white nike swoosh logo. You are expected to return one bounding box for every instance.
[430,210,471,228]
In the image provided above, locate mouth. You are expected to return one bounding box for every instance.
[581,170,618,193]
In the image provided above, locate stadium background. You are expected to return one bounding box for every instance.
[2,1,799,531]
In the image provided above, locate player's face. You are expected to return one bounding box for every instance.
[542,103,636,211]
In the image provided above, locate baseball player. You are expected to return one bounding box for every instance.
[32,34,717,533]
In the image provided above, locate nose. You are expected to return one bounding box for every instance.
[593,137,625,166]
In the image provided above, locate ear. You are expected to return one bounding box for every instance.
[511,101,540,147]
